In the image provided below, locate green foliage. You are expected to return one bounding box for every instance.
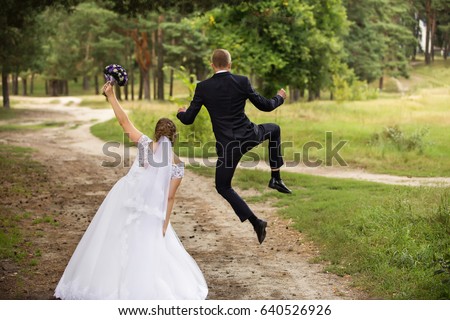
[343,0,416,84]
[163,15,210,78]
[332,67,379,101]
[201,0,348,97]
[370,125,430,153]
[39,2,124,82]
[0,0,78,70]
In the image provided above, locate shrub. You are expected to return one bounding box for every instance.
[370,125,430,153]
[332,69,379,102]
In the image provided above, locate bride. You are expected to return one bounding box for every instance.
[54,82,208,300]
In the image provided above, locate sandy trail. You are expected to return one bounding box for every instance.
[0,96,373,299]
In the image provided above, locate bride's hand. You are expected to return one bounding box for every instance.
[102,82,114,98]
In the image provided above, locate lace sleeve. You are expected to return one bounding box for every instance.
[137,135,152,168]
[171,162,184,179]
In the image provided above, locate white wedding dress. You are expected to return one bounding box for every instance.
[55,135,208,300]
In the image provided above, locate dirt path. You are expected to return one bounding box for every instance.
[0,97,369,299]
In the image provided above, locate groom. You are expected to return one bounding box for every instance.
[177,49,291,244]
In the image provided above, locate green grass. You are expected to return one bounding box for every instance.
[190,165,450,299]
[89,59,450,177]
[0,121,66,132]
[78,96,110,109]
[247,89,449,177]
[32,215,59,227]
[411,59,450,88]
[0,212,26,261]
[0,145,47,262]
[90,118,135,147]
[0,107,27,120]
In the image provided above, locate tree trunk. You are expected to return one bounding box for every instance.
[256,77,263,91]
[430,11,436,62]
[58,80,64,95]
[131,29,151,100]
[379,76,384,91]
[169,68,174,98]
[425,0,432,64]
[12,73,19,95]
[51,80,58,96]
[83,76,89,91]
[125,40,130,101]
[94,75,99,95]
[2,68,10,108]
[315,87,321,100]
[30,73,35,95]
[289,87,299,103]
[444,42,449,60]
[157,15,165,101]
[300,86,305,98]
[143,69,150,101]
[64,80,69,96]
[153,69,157,100]
[307,85,314,101]
[152,31,157,100]
[412,13,419,61]
[115,85,122,101]
[138,68,143,100]
[131,68,135,101]
[22,77,27,96]
[45,80,49,96]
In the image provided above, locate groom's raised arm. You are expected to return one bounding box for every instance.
[177,85,203,125]
[246,77,285,112]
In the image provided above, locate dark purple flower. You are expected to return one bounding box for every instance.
[104,64,128,86]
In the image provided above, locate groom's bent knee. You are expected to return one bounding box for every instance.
[215,184,228,195]
[271,123,281,137]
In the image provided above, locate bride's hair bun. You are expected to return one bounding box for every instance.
[155,118,177,144]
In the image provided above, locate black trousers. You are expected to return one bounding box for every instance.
[215,123,284,222]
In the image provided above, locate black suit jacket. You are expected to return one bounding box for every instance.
[177,71,284,147]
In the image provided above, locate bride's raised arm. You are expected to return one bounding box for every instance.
[102,82,143,143]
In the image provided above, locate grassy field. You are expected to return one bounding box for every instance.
[89,59,450,177]
[191,165,450,299]
[249,87,450,177]
[0,145,47,264]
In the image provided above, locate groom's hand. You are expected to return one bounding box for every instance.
[177,107,186,113]
[277,88,287,100]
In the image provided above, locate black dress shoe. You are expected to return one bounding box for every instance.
[254,219,267,244]
[268,177,292,194]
